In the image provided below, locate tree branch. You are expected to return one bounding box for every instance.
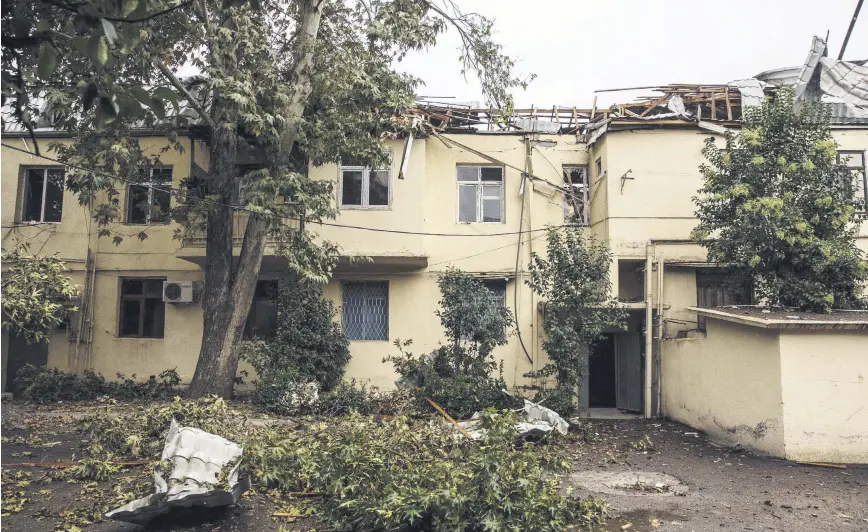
[153,57,216,130]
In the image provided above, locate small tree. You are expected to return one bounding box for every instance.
[1,242,79,344]
[692,89,867,312]
[241,280,350,410]
[526,227,626,408]
[386,268,514,417]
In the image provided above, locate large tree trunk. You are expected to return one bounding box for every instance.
[187,0,325,398]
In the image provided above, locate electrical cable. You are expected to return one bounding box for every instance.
[1,142,571,238]
[513,137,534,366]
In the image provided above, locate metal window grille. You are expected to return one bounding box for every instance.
[341,281,389,340]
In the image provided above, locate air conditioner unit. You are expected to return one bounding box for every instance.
[163,281,194,303]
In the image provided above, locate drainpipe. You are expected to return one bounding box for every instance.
[644,243,654,419]
[656,252,664,418]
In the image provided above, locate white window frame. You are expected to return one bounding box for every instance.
[126,167,173,225]
[19,166,64,224]
[563,165,589,225]
[456,165,505,224]
[837,150,867,213]
[338,154,392,210]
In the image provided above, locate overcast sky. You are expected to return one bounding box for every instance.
[397,0,867,109]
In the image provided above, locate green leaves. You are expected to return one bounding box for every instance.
[37,43,58,79]
[121,0,139,17]
[693,89,867,312]
[88,35,109,66]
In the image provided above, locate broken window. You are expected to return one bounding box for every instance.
[457,166,504,223]
[563,166,589,225]
[244,280,278,339]
[837,150,867,211]
[127,168,172,224]
[20,167,64,223]
[119,279,165,338]
[339,158,390,209]
[341,281,389,340]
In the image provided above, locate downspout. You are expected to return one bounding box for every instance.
[644,243,654,419]
[656,252,664,418]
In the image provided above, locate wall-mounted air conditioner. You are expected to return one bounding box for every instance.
[163,281,194,303]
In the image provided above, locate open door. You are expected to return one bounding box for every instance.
[615,333,643,413]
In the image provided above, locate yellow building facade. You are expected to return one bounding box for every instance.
[2,121,866,414]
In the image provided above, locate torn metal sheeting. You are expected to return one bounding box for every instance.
[454,399,570,440]
[106,420,250,524]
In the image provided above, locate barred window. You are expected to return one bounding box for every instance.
[482,279,507,307]
[341,281,389,340]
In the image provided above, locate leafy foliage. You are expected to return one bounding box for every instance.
[13,364,181,403]
[692,90,867,312]
[1,243,79,344]
[526,227,626,406]
[386,269,515,418]
[241,280,350,393]
[79,399,608,530]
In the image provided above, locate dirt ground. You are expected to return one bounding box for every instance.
[1,403,866,531]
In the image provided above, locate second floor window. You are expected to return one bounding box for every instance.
[127,168,172,224]
[563,166,589,225]
[457,166,504,223]
[21,167,64,223]
[339,161,390,209]
[837,150,867,211]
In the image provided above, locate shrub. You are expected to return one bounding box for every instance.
[531,387,578,418]
[526,227,626,408]
[240,281,350,413]
[13,364,181,403]
[385,269,515,419]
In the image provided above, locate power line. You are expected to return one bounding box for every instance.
[2,142,571,238]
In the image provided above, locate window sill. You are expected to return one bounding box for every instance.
[15,220,62,225]
[456,221,505,225]
[122,222,172,226]
[118,335,165,340]
[340,205,392,211]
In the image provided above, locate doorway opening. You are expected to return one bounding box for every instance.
[589,333,616,407]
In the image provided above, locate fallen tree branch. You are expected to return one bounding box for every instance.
[2,460,151,469]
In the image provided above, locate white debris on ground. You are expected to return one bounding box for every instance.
[106,420,250,524]
[456,399,570,440]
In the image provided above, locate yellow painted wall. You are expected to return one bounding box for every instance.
[661,318,785,456]
[778,330,868,463]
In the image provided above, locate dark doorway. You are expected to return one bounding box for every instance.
[588,333,616,407]
[3,331,48,393]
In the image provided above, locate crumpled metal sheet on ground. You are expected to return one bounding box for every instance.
[105,419,250,524]
[456,399,570,440]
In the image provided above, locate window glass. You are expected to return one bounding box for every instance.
[22,170,46,222]
[143,298,166,338]
[342,281,389,340]
[369,169,389,206]
[128,185,150,224]
[480,167,503,182]
[44,169,64,222]
[458,185,478,223]
[341,170,363,206]
[122,279,144,295]
[152,189,171,223]
[245,281,278,339]
[482,198,501,223]
[457,166,478,181]
[121,300,142,336]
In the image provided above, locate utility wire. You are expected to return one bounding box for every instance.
[1,142,571,238]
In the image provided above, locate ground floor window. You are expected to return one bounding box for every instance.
[245,281,278,339]
[119,278,165,338]
[341,281,389,340]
